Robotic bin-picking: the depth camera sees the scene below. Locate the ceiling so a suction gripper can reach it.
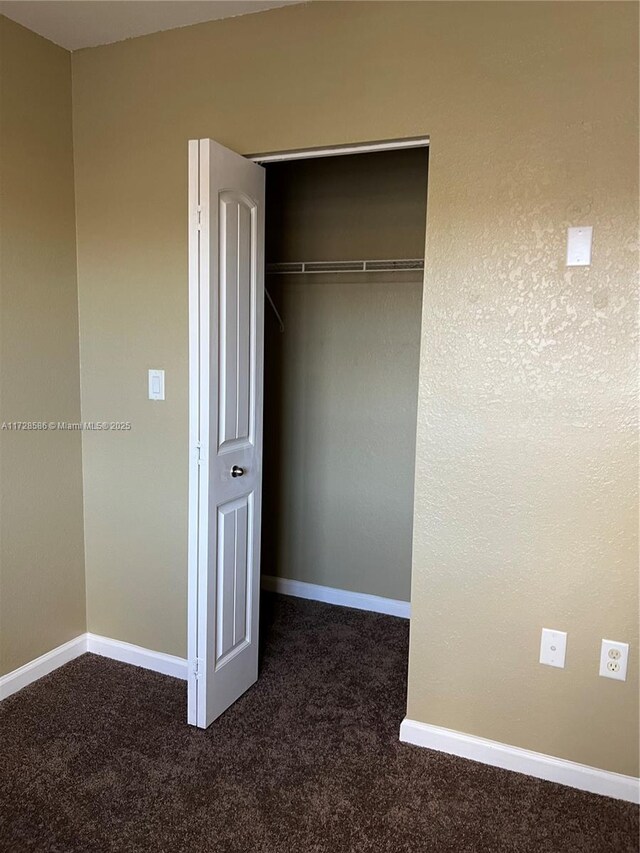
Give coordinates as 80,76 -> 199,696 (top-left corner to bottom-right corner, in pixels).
0,0 -> 304,51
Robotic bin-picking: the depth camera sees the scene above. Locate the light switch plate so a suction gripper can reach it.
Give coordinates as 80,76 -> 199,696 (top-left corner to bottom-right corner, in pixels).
148,369 -> 165,401
566,226 -> 593,266
540,628 -> 567,668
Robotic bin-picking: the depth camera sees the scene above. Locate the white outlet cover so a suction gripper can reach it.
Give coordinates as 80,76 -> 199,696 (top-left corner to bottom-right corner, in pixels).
599,639 -> 629,681
540,628 -> 567,668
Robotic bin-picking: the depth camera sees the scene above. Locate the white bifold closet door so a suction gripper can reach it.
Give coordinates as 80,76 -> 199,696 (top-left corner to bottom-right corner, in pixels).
188,139 -> 265,728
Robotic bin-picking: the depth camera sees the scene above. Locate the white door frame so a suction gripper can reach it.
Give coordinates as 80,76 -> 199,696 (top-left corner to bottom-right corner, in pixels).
248,135 -> 429,164
187,140 -> 204,724
187,134 -> 429,725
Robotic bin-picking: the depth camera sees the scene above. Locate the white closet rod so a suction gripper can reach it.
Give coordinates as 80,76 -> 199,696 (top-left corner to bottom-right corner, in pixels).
264,258 -> 425,331
266,258 -> 424,275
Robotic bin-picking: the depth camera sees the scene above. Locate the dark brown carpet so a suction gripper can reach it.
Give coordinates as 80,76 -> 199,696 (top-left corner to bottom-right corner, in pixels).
1,595 -> 638,852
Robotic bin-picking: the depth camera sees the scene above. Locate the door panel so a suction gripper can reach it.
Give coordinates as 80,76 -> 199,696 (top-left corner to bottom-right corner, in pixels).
188,139 -> 265,728
216,496 -> 251,667
218,191 -> 256,450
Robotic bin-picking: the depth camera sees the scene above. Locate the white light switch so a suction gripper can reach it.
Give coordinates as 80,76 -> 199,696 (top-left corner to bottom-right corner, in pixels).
540,628 -> 567,668
566,226 -> 593,266
148,369 -> 165,401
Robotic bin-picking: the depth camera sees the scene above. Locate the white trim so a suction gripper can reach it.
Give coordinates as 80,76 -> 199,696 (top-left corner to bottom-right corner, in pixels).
0,635 -> 87,700
194,138 -> 212,729
249,136 -> 429,164
1,633 -> 190,702
86,633 -> 188,680
261,575 -> 410,619
399,718 -> 640,804
187,138 -> 201,724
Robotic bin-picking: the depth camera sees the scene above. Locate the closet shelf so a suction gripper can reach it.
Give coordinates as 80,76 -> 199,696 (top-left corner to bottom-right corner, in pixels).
266,258 -> 424,275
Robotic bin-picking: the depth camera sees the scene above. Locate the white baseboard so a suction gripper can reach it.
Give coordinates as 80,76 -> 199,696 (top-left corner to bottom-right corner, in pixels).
0,635 -> 87,701
85,633 -> 188,680
400,718 -> 640,804
1,633 -> 188,700
261,575 -> 410,618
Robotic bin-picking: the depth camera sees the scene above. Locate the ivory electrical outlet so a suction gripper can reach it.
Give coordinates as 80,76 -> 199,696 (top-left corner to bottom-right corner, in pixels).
599,640 -> 629,681
539,628 -> 567,668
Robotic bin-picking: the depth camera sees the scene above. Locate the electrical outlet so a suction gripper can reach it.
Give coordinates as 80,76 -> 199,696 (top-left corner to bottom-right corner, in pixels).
599,640 -> 629,682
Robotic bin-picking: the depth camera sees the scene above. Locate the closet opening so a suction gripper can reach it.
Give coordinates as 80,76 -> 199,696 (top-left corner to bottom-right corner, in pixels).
259,145 -> 429,650
186,136 -> 428,727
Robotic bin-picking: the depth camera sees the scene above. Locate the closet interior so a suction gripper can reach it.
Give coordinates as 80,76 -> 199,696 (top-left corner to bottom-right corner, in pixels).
261,147 -> 429,605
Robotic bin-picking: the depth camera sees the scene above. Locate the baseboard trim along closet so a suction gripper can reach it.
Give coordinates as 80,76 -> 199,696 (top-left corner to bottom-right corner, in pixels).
85,634 -> 188,680
399,718 -> 640,804
0,634 -> 189,700
0,635 -> 87,700
261,575 -> 410,618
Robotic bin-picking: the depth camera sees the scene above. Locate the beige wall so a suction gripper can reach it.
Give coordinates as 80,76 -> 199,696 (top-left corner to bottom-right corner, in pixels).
0,17 -> 86,675
262,150 -> 427,601
70,2 -> 638,775
263,274 -> 422,601
264,149 -> 428,262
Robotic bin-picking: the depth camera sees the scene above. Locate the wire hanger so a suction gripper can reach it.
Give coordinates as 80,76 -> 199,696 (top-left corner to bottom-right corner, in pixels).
265,285 -> 284,333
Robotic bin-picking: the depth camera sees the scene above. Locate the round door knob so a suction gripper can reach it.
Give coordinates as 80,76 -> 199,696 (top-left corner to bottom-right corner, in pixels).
231,465 -> 245,478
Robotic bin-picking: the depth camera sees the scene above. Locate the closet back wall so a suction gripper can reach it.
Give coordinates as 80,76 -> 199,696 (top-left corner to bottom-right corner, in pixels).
263,151 -> 427,601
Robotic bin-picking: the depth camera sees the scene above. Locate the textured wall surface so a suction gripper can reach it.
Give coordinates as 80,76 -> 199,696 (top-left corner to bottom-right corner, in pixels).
262,151 -> 427,601
0,17 -> 86,675
71,2 -> 638,774
405,8 -> 639,776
